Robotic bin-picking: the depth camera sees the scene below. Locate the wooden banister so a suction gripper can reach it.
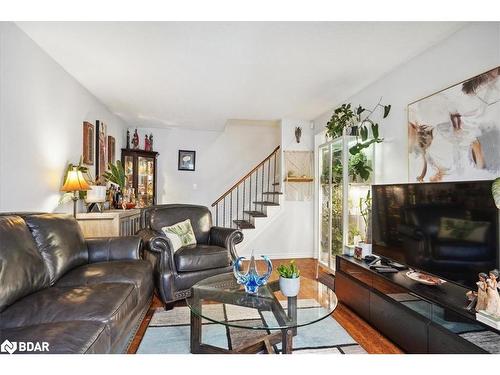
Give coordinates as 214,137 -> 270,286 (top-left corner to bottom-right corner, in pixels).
211,145 -> 280,207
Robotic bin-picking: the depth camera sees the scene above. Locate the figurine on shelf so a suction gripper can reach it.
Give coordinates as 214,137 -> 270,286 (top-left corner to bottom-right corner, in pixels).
144,134 -> 151,151
476,272 -> 489,311
485,269 -> 500,317
132,129 -> 140,149
149,133 -> 153,151
126,129 -> 131,149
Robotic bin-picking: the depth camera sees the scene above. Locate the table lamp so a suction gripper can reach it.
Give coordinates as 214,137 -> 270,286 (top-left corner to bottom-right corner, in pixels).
61,166 -> 91,217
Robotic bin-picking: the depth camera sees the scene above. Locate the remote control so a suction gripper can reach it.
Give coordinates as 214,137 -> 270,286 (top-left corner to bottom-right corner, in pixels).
376,268 -> 398,273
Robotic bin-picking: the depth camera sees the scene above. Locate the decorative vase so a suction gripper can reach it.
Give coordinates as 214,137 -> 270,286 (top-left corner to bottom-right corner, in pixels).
233,253 -> 272,294
279,276 -> 300,297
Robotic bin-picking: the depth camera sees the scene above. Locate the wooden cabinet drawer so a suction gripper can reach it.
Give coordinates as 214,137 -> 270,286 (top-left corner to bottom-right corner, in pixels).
428,323 -> 485,354
335,271 -> 370,321
337,258 -> 372,286
369,291 -> 428,353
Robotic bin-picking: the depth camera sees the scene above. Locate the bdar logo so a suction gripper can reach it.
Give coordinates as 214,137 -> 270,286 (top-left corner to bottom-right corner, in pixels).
1,340 -> 17,354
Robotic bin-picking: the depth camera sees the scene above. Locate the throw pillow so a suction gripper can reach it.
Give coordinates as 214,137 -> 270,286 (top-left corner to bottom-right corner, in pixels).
161,219 -> 197,252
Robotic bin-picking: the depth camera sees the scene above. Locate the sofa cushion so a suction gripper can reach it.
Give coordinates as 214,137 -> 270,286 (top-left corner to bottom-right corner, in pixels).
0,321 -> 110,354
175,266 -> 233,291
23,214 -> 88,284
56,260 -> 153,305
174,244 -> 230,272
0,283 -> 137,343
0,216 -> 50,312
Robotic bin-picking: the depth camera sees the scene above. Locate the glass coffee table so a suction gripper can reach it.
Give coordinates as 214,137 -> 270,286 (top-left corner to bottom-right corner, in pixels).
186,273 -> 338,354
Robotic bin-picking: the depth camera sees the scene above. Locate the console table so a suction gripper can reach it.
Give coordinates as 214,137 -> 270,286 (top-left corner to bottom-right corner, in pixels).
335,255 -> 500,353
76,209 -> 142,237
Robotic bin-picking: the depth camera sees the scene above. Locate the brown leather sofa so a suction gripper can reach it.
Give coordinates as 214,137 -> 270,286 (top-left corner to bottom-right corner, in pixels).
138,204 -> 243,307
0,213 -> 153,354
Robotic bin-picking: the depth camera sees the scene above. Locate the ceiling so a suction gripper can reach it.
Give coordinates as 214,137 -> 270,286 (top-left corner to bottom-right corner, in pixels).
17,22 -> 464,131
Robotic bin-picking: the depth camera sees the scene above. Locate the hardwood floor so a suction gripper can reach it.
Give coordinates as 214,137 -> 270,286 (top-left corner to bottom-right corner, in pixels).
127,258 -> 403,354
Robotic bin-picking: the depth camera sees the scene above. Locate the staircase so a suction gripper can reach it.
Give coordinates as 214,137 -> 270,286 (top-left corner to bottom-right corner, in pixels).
211,146 -> 282,231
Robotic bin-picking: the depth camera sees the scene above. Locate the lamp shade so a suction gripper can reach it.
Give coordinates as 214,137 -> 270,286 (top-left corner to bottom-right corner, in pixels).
61,167 -> 91,192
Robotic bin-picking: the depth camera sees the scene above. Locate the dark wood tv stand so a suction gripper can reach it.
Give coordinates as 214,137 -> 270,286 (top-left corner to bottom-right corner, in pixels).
335,255 -> 500,353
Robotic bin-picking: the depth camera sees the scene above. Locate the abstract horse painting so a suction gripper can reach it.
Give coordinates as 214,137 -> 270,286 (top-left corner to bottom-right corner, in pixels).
408,66 -> 500,182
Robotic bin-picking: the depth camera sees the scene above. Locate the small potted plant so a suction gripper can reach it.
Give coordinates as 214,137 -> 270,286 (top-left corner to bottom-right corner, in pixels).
277,260 -> 301,297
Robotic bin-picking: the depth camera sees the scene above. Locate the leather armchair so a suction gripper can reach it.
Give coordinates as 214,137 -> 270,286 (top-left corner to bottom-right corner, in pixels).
137,204 -> 243,307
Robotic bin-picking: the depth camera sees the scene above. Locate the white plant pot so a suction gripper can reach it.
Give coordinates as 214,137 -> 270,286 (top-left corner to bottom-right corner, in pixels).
279,276 -> 300,297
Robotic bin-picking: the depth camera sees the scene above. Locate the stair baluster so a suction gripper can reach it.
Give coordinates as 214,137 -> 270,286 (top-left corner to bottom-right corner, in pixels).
211,146 -> 280,231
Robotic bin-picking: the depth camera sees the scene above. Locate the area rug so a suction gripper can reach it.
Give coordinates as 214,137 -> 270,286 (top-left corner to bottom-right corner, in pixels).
137,299 -> 366,354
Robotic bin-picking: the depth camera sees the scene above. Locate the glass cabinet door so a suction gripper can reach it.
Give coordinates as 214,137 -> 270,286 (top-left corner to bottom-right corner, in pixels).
318,135 -> 374,272
319,144 -> 331,268
124,155 -> 134,191
329,138 -> 344,270
318,140 -> 345,272
137,156 -> 155,207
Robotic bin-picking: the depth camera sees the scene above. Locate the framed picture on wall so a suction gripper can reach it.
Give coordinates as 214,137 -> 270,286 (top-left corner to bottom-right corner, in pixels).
107,135 -> 116,164
408,66 -> 500,183
82,121 -> 94,165
178,150 -> 196,171
95,120 -> 107,182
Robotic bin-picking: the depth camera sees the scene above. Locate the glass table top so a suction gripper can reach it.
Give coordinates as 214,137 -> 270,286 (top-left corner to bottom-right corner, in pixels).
186,273 -> 338,331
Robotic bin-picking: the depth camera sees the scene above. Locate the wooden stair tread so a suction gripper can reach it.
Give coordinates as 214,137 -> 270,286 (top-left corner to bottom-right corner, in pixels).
253,201 -> 280,206
233,220 -> 255,229
271,182 -> 280,186
243,211 -> 267,217
262,191 -> 283,195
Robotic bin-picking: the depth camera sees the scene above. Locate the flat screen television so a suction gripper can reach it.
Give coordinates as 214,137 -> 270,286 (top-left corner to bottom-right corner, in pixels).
372,180 -> 499,289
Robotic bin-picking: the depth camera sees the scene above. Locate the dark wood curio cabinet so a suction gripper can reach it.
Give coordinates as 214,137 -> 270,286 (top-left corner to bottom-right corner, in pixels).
121,148 -> 159,207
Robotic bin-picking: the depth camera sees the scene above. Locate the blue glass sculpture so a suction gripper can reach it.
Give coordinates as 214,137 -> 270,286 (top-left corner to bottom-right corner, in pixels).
233,253 -> 273,294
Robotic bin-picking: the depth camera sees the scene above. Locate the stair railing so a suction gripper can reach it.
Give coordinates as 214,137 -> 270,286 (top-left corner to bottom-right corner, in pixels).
211,145 -> 281,229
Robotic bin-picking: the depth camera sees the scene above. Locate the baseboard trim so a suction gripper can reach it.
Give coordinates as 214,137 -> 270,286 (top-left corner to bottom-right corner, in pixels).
237,252 -> 315,260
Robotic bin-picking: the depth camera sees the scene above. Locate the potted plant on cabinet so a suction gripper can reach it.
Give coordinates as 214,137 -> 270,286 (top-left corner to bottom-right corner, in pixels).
103,160 -> 127,209
325,98 -> 391,183
277,260 -> 301,297
358,190 -> 373,256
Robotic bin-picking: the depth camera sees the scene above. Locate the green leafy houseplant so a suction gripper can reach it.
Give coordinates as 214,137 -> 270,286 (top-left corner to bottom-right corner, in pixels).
325,98 -> 391,182
103,160 -> 126,190
277,260 -> 300,279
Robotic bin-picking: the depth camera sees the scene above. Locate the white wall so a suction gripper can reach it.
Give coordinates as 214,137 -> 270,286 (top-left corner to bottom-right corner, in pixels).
132,120 -> 280,208
244,119 -> 316,259
313,22 -> 500,184
0,22 -> 127,212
